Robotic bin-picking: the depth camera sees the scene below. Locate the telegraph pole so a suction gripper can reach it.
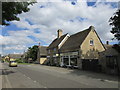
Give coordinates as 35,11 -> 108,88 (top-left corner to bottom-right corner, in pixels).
38,42 -> 40,64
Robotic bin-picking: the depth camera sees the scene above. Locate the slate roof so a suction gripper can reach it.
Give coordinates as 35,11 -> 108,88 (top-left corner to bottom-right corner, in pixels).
60,28 -> 91,52
38,46 -> 47,56
103,44 -> 119,56
47,34 -> 68,49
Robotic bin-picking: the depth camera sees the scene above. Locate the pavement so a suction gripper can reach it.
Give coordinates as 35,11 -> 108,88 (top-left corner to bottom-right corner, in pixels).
1,62 -> 120,88
0,62 -> 2,89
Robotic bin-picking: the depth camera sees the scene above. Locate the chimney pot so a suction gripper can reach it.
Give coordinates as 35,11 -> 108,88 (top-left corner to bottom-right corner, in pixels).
106,41 -> 109,45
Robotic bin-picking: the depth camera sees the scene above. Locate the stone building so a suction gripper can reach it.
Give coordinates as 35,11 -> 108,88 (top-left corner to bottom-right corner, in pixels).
47,26 -> 106,71
8,54 -> 23,60
100,44 -> 120,74
47,29 -> 70,66
37,46 -> 47,64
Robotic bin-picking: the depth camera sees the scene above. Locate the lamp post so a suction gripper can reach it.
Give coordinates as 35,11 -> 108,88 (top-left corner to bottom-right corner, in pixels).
38,42 -> 40,64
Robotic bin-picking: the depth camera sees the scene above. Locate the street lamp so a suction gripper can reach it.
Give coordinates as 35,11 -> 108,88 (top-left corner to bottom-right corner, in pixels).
38,42 -> 40,64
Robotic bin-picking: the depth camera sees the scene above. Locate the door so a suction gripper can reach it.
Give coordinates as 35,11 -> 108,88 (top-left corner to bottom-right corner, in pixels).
82,59 -> 99,72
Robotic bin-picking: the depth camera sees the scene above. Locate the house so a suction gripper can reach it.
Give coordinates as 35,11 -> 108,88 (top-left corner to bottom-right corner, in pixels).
47,26 -> 106,71
22,51 -> 28,63
8,54 -> 23,60
37,46 -> 47,64
47,29 -> 70,66
99,43 -> 120,74
3,55 -> 9,61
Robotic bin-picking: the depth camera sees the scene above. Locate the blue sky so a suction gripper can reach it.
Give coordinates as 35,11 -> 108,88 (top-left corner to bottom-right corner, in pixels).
0,0 -> 118,55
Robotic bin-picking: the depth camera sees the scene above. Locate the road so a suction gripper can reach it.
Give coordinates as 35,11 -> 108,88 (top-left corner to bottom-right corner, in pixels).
1,62 -> 119,88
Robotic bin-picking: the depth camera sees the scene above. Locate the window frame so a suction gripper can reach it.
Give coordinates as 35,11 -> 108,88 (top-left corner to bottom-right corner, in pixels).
90,39 -> 94,46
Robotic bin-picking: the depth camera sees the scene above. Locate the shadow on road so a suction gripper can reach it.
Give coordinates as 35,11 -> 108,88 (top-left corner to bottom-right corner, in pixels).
67,68 -> 119,82
0,69 -> 15,75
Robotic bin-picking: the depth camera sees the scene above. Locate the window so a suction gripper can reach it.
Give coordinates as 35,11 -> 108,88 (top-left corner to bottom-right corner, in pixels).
70,57 -> 77,66
48,50 -> 50,54
90,39 -> 94,45
63,57 -> 69,65
54,48 -> 56,52
41,56 -> 47,58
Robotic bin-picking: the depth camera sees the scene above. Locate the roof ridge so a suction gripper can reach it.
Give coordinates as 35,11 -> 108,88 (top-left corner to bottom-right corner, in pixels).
70,29 -> 90,37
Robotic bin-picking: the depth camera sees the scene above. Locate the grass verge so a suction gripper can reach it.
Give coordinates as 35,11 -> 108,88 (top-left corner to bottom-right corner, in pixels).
18,63 -> 32,65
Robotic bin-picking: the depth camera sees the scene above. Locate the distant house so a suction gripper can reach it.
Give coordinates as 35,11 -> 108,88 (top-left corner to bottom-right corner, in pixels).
37,46 -> 47,64
47,26 -> 106,71
22,52 -> 28,63
4,55 -> 9,61
8,54 -> 23,60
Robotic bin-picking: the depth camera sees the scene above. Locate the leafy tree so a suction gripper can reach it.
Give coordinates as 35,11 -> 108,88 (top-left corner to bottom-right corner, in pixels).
2,1 -> 36,26
109,9 -> 120,42
16,58 -> 23,63
27,45 -> 38,62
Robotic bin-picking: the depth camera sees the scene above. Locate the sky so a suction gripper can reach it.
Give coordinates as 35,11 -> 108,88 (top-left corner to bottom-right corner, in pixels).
0,0 -> 119,55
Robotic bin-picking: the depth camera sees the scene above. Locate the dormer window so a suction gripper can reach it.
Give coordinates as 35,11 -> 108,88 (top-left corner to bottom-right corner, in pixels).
54,48 -> 56,52
90,39 -> 94,46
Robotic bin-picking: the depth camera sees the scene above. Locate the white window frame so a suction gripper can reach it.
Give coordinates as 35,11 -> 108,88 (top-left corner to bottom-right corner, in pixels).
48,50 -> 50,54
54,48 -> 56,52
90,39 -> 94,46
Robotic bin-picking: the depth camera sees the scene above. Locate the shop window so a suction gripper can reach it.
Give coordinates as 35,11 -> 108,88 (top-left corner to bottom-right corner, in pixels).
54,48 -> 56,52
48,50 -> 50,54
70,58 -> 77,66
63,58 -> 69,65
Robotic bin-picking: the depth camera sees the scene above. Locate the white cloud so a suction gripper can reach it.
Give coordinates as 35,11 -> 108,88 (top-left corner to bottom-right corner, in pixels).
4,45 -> 27,51
1,1 -> 118,54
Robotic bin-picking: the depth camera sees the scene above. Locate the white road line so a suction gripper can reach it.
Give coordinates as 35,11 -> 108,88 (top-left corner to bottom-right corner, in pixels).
97,79 -> 118,83
27,77 -> 31,79
33,81 -> 37,83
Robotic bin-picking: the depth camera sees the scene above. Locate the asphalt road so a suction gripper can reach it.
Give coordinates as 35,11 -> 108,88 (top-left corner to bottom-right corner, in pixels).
1,62 -> 119,88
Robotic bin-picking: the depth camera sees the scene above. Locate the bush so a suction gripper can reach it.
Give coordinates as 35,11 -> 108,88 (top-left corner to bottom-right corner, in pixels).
16,58 -> 23,63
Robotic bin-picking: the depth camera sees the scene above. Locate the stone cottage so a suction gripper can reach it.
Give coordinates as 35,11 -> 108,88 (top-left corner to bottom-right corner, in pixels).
47,26 -> 107,71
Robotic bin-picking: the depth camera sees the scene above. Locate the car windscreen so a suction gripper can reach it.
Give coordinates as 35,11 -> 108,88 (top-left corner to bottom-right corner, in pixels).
10,61 -> 16,63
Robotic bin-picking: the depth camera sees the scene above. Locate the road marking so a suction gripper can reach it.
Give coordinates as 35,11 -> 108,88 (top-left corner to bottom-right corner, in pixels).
27,77 -> 31,79
97,79 -> 118,83
33,81 -> 37,83
23,74 -> 26,77
2,70 -> 12,88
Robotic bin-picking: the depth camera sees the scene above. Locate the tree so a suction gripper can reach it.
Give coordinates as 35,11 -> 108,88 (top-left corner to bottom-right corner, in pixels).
2,1 -> 36,26
109,9 -> 120,42
27,45 -> 38,62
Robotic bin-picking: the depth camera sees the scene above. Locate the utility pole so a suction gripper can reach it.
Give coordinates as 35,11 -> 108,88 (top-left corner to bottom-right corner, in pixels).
38,42 -> 40,64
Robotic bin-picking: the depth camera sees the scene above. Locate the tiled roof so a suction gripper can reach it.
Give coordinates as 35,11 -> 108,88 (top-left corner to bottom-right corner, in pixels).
103,44 -> 119,56
47,34 -> 68,49
60,28 -> 91,52
8,54 -> 23,59
38,46 -> 47,56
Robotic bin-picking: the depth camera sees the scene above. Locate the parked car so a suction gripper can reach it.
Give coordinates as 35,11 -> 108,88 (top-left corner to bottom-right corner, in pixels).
9,60 -> 17,67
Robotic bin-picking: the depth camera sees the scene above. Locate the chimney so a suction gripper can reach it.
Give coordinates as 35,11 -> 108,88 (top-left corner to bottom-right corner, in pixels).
106,41 -> 109,45
57,29 -> 63,38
